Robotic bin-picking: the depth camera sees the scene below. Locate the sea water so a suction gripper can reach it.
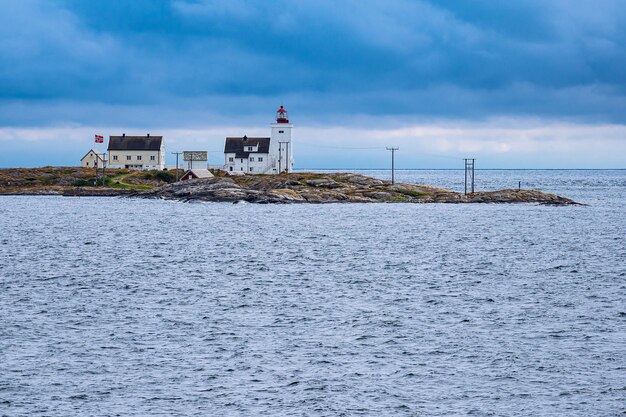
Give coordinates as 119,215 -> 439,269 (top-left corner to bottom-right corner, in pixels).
0,170 -> 624,416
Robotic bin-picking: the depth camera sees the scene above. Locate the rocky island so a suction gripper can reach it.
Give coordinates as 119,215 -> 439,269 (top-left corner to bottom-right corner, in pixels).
130,172 -> 579,205
0,168 -> 579,205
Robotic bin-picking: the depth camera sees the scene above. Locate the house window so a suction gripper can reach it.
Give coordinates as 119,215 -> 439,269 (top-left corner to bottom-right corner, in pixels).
229,157 -> 234,162
240,167 -> 243,171
126,155 -> 131,161
258,157 -> 263,162
113,155 -> 118,161
137,155 -> 142,161
229,166 -> 233,171
250,167 -> 254,172
86,162 -> 89,166
150,155 -> 156,161
279,130 -> 284,133
247,146 -> 253,151
240,159 -> 244,163
249,157 -> 254,162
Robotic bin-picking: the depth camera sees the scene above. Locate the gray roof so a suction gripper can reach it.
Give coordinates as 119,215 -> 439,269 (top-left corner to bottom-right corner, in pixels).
108,136 -> 163,151
224,137 -> 270,158
80,148 -> 105,161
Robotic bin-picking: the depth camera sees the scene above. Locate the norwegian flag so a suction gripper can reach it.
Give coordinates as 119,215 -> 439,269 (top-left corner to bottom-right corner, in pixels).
95,134 -> 104,143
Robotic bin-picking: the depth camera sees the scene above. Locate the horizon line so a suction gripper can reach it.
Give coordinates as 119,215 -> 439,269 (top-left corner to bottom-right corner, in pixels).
0,165 -> 624,171
298,168 -> 626,171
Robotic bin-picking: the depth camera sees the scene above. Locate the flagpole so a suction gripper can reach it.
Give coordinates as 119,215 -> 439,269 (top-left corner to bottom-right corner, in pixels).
94,134 -> 105,185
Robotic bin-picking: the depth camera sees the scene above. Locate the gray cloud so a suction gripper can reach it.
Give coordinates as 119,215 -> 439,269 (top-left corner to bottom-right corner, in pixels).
1,0 -> 626,125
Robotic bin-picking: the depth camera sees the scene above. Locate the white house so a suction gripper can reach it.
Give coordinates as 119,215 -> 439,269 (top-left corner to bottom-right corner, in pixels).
223,106 -> 293,174
107,134 -> 165,170
80,148 -> 106,168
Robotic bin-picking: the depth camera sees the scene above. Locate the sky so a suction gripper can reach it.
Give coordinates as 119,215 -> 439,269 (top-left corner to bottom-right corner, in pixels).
1,0 -> 625,169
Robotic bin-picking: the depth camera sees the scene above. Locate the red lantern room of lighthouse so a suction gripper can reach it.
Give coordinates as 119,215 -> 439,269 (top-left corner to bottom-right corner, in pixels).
276,105 -> 289,123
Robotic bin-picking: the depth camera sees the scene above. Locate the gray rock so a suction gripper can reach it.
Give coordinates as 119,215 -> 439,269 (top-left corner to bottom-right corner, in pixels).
128,173 -> 579,206
305,178 -> 341,188
363,191 -> 393,200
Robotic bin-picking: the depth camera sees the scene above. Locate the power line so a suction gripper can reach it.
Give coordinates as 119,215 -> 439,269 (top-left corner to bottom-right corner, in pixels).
297,143 -> 386,150
418,151 -> 464,161
296,143 -> 465,159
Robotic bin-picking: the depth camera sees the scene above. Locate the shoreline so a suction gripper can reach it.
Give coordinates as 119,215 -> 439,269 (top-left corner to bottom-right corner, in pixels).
0,168 -> 581,205
129,172 -> 580,205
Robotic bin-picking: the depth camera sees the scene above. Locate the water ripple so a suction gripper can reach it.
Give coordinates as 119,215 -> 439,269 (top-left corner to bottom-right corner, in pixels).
0,170 -> 625,416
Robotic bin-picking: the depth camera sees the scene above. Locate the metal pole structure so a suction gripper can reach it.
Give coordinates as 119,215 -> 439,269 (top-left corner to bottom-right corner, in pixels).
171,152 -> 182,181
386,147 -> 399,184
471,158 -> 475,193
464,159 -> 468,195
463,158 -> 476,195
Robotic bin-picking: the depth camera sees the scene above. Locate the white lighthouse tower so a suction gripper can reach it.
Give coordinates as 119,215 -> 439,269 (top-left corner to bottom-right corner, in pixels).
269,105 -> 293,173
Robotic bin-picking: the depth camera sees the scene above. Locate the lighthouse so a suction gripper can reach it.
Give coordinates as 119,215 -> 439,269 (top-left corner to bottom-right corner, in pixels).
223,105 -> 294,174
269,105 -> 294,173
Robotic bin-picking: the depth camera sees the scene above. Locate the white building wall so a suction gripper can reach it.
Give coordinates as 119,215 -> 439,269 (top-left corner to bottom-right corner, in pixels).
270,123 -> 293,173
222,119 -> 293,175
224,152 -> 273,173
186,160 -> 207,170
81,151 -> 106,168
108,149 -> 165,170
247,153 -> 270,173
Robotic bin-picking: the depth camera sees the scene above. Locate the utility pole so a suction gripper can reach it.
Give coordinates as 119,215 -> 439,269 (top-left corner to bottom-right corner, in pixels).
386,147 -> 399,184
278,141 -> 288,173
172,151 -> 183,181
463,158 -> 475,195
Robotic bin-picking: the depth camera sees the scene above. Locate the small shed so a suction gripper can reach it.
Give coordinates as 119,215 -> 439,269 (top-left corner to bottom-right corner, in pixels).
181,169 -> 214,181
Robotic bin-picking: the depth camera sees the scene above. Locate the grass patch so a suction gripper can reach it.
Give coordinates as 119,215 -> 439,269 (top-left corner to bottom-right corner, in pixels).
71,174 -> 155,190
141,170 -> 175,182
153,171 -> 175,183
395,189 -> 430,198
72,178 -> 98,186
40,175 -> 60,185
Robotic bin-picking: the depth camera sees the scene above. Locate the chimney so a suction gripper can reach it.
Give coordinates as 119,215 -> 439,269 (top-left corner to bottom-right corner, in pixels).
122,133 -> 126,137
243,135 -> 248,142
147,133 -> 150,138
